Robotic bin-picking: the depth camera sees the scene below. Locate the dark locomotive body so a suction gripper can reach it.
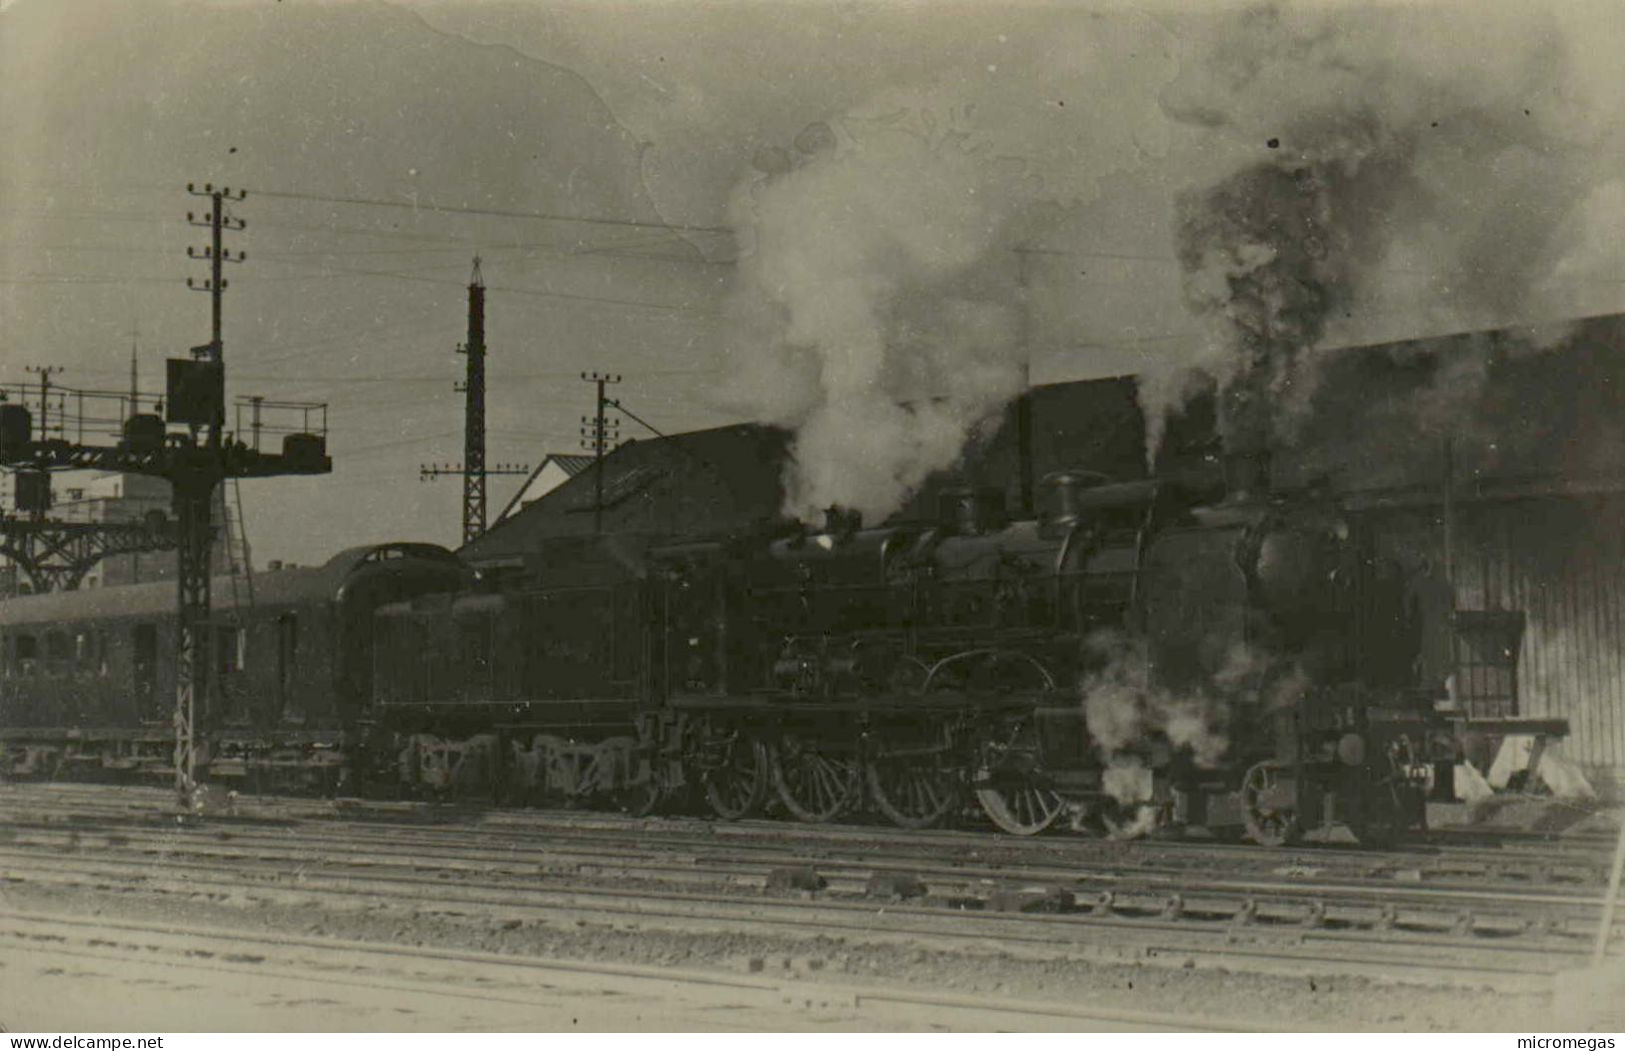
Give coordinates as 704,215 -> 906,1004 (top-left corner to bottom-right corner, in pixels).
361,461 -> 1443,844
630,464 -> 1440,841
0,542 -> 465,784
367,535 -> 654,801
0,462 -> 1445,843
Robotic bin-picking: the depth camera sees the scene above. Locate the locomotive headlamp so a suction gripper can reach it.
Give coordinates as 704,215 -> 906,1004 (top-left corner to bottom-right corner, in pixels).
1336,732 -> 1367,766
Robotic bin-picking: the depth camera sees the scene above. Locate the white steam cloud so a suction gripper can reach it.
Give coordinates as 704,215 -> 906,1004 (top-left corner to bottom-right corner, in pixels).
714,3 -> 1623,514
719,16 -> 1177,522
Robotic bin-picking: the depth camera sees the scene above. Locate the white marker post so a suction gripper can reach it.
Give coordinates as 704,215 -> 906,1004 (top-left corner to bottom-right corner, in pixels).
1595,806 -> 1625,963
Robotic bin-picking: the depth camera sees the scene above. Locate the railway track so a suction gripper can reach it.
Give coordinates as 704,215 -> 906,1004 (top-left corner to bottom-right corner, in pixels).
0,782 -> 1616,991
6,781 -> 1612,893
0,907 -> 1282,1031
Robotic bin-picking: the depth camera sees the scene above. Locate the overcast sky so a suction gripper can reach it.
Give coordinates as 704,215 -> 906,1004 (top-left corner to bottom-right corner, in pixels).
2,0 -> 1622,562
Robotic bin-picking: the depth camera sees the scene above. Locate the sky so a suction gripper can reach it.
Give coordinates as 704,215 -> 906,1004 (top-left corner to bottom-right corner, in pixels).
2,0 -> 1623,562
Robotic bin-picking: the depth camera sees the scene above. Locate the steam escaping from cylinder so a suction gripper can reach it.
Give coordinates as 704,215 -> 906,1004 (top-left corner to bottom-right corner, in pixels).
1080,631 -> 1233,799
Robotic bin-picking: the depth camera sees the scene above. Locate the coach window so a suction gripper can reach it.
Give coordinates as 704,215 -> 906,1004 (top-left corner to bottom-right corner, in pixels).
44,630 -> 70,672
133,624 -> 158,717
14,633 -> 38,674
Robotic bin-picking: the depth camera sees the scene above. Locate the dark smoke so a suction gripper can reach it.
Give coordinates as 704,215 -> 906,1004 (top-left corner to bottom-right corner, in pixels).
1150,3 -> 1606,457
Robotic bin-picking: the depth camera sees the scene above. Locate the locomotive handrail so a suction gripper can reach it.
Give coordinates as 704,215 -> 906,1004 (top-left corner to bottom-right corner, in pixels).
922,648 -> 1058,693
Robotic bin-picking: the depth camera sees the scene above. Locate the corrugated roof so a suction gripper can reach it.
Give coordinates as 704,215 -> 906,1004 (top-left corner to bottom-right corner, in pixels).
546,453 -> 596,477
461,423 -> 789,563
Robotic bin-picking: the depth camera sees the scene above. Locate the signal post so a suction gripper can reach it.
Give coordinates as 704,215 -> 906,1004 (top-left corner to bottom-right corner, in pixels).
0,183 -> 332,805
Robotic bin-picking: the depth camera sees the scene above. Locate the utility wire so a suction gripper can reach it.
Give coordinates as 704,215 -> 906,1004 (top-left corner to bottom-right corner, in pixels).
249,186 -> 735,237
606,397 -> 666,439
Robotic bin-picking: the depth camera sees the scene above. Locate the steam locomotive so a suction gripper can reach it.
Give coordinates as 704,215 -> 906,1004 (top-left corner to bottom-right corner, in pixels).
0,448 -> 1445,844
361,450 -> 1443,845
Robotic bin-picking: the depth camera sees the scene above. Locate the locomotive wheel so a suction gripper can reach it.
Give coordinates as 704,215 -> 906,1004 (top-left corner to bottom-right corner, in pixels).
972,710 -> 1064,836
610,777 -> 663,819
976,781 -> 1066,835
1241,761 -> 1302,847
865,749 -> 961,830
770,736 -> 862,823
702,731 -> 769,821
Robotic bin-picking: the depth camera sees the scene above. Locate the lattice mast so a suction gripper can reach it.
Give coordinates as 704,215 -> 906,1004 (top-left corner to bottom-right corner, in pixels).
460,258 -> 487,545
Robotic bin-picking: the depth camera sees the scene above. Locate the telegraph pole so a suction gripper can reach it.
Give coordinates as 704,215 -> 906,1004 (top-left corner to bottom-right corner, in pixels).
17,366 -> 62,522
24,366 -> 60,447
171,182 -> 249,802
419,259 -> 526,545
580,372 -> 621,534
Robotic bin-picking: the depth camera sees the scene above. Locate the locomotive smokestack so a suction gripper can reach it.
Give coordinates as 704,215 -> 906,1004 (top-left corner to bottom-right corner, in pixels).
1222,444 -> 1272,504
822,505 -> 862,539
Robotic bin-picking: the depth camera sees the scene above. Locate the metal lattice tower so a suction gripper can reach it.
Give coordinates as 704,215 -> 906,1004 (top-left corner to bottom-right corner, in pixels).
419,258 -> 526,544
460,258 -> 487,545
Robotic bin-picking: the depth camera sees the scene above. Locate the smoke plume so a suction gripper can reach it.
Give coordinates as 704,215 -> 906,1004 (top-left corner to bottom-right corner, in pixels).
722,106 -> 1036,521
1148,3 -> 1611,456
719,14 -> 1178,523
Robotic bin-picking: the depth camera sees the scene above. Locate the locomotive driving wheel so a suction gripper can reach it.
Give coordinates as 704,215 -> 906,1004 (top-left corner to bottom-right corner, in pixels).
973,718 -> 1066,836
865,733 -> 962,830
976,778 -> 1066,835
699,723 -> 769,821
770,734 -> 862,823
926,652 -> 1065,836
1241,760 -> 1302,847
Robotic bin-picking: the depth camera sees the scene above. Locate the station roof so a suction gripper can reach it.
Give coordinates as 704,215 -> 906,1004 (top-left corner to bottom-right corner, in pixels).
460,313 -> 1625,564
